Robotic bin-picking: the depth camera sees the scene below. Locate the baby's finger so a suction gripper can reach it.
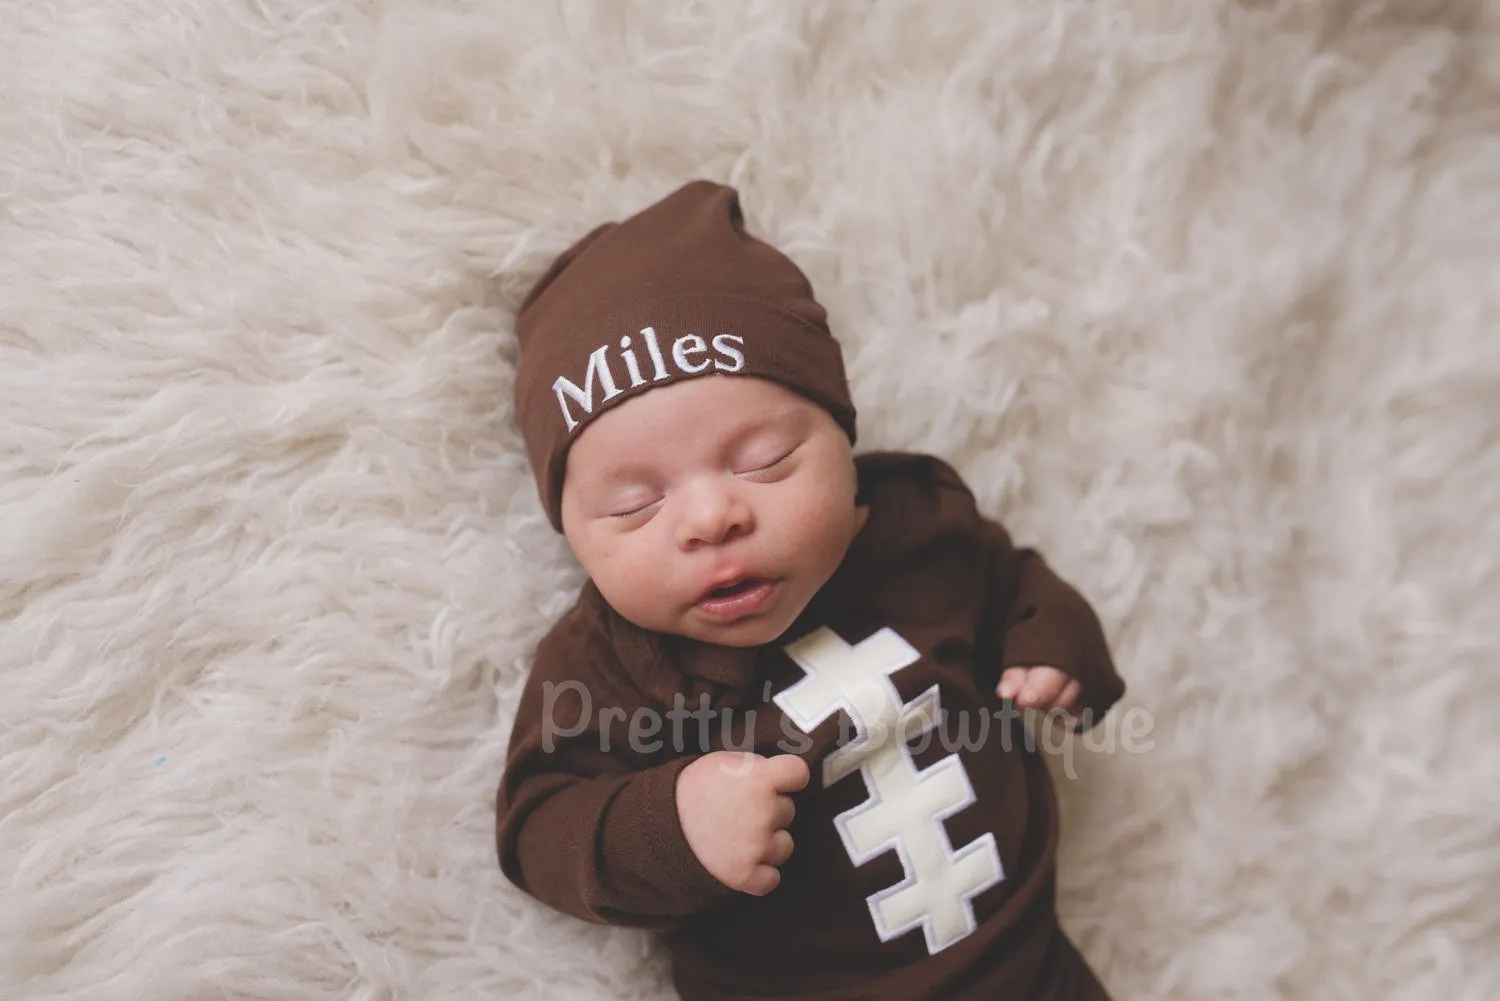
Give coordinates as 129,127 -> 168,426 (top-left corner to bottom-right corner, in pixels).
743,863 -> 782,896
1055,679 -> 1082,713
997,667 -> 1030,701
763,753 -> 811,794
772,794 -> 796,831
1018,667 -> 1069,708
763,829 -> 795,867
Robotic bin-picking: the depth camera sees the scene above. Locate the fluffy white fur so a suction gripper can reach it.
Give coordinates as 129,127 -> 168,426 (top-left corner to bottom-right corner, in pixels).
3,1 -> 1498,998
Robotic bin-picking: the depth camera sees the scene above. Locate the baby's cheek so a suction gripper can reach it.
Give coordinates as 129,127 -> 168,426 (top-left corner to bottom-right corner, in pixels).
627,537 -> 683,600
784,484 -> 853,555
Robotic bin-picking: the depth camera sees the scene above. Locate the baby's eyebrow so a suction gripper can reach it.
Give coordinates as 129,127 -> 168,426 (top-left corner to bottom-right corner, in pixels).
588,462 -> 660,490
723,407 -> 807,449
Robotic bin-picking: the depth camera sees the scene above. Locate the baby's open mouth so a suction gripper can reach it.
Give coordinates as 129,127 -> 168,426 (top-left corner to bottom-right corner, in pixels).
693,576 -> 778,621
706,578 -> 760,599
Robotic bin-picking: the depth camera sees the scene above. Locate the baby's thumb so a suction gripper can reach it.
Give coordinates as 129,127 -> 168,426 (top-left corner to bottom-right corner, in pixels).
763,753 -> 811,793
997,666 -> 1030,700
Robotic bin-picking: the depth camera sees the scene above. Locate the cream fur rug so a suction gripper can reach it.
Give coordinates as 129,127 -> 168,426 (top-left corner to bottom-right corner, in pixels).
3,1 -> 1498,998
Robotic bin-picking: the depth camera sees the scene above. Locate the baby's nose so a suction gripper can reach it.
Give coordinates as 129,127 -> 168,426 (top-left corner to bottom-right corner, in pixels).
677,481 -> 753,548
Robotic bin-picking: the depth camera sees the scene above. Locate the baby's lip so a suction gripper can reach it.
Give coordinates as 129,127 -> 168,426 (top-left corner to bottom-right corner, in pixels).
691,577 -> 780,624
693,570 -> 776,605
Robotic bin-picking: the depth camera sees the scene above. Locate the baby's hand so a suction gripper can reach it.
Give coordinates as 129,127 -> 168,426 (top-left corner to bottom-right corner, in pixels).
998,665 -> 1083,728
676,751 -> 809,896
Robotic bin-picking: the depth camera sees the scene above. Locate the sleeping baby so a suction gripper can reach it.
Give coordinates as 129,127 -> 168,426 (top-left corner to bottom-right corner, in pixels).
495,180 -> 1126,1000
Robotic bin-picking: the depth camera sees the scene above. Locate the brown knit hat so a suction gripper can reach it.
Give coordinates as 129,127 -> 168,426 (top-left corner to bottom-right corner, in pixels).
513,180 -> 857,532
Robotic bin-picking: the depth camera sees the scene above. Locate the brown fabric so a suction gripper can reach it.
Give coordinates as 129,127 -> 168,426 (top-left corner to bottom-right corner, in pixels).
512,180 -> 858,532
495,452 -> 1126,1000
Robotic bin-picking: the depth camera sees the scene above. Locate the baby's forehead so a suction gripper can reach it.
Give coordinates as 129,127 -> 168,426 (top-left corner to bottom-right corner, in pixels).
566,385 -> 810,482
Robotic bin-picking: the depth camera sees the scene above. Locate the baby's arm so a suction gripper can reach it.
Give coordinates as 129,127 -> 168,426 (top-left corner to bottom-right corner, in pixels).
978,518 -> 1126,732
494,626 -> 735,931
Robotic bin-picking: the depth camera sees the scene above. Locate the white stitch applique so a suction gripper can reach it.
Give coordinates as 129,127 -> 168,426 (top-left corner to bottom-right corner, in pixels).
774,626 -> 1003,954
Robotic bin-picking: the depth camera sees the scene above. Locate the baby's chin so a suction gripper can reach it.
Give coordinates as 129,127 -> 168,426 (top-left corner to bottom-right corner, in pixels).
677,617 -> 790,649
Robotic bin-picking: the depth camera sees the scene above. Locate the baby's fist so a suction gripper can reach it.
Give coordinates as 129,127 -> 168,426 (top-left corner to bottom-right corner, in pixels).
676,751 -> 809,896
998,665 -> 1083,727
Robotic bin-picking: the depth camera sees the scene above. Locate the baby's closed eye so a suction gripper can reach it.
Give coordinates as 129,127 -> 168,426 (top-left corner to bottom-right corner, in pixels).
733,436 -> 802,480
738,446 -> 796,476
606,491 -> 662,519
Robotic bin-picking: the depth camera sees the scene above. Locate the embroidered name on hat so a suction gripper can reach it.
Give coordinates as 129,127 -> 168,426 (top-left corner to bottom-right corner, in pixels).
551,326 -> 745,432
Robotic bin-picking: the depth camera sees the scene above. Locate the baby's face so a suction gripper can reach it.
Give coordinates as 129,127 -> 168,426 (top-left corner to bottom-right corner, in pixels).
560,375 -> 867,648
